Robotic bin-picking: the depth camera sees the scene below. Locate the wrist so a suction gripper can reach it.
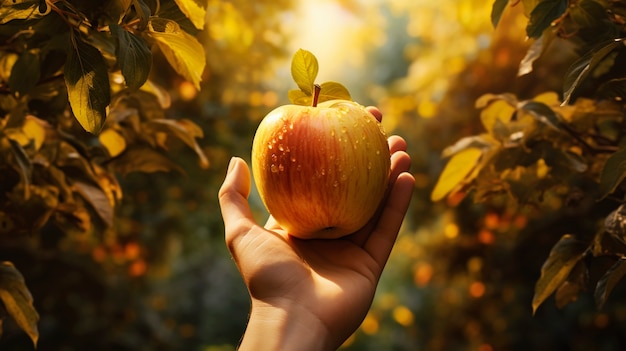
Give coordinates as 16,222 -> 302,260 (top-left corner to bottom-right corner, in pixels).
238,299 -> 335,351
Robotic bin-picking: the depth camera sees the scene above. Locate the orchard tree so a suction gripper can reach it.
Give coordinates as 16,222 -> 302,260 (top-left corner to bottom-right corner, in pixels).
433,0 -> 626,314
0,0 -> 209,345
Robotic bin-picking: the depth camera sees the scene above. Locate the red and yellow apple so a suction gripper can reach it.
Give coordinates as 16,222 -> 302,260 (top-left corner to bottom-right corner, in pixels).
251,98 -> 391,239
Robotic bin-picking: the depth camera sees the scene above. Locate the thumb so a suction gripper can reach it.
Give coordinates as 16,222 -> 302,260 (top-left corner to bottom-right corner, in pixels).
218,157 -> 256,243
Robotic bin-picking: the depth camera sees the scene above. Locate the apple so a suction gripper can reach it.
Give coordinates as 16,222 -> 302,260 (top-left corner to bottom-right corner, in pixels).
251,87 -> 391,239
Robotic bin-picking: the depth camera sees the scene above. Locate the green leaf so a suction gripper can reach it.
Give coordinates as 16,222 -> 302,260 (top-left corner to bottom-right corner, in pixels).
147,17 -> 205,90
599,146 -> 626,199
64,35 -> 111,134
532,234 -> 588,314
526,0 -> 568,39
8,50 -> 40,97
110,24 -> 152,90
431,147 -> 483,202
563,40 -> 622,104
0,262 -> 39,347
569,0 -> 606,28
132,0 -> 151,29
595,258 -> 626,309
291,49 -> 319,95
317,81 -> 351,103
491,0 -> 509,28
174,0 -> 206,29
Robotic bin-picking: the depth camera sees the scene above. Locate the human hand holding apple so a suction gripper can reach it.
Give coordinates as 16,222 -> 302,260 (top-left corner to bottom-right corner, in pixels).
251,49 -> 391,239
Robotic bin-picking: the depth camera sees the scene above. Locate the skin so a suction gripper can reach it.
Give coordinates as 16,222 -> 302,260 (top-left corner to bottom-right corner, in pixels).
218,107 -> 415,350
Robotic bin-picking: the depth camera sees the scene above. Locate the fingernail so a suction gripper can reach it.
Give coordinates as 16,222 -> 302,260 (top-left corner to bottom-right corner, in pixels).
226,157 -> 237,174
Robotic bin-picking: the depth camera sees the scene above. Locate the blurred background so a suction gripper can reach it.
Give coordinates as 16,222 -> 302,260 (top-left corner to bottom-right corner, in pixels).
3,0 -> 626,350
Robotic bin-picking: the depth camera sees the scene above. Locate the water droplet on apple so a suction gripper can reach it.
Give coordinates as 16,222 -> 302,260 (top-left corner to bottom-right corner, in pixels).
341,126 -> 347,133
296,165 -> 302,171
278,144 -> 284,151
289,123 -> 294,130
367,162 -> 372,170
278,133 -> 284,140
321,168 -> 326,176
270,164 -> 279,173
271,154 -> 278,162
268,144 -> 273,150
279,164 -> 284,172
291,156 -> 297,162
333,181 -> 339,187
376,150 -> 380,155
331,130 -> 335,137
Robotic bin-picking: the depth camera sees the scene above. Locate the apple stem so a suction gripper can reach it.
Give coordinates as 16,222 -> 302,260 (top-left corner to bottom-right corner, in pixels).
312,84 -> 321,107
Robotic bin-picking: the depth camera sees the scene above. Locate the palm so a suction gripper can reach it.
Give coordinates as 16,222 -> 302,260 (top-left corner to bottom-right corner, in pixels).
236,220 -> 382,342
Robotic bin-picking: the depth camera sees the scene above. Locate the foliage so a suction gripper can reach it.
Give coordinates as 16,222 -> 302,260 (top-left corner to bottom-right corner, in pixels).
0,0 -> 209,345
432,0 -> 626,315
287,48 -> 351,106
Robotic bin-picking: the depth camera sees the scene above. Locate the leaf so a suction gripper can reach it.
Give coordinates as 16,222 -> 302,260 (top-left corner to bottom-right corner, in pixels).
569,0 -> 606,28
0,262 -> 39,347
174,0 -> 206,30
99,128 -> 127,157
73,181 -> 114,227
479,99 -> 515,135
595,258 -> 626,309
8,50 -> 40,97
291,49 -> 319,95
110,24 -> 152,90
317,81 -> 351,103
518,36 -> 543,76
562,40 -> 622,105
554,260 -> 588,309
599,146 -> 626,199
8,139 -> 32,199
0,1 -> 44,24
441,134 -> 495,158
288,89 -> 310,105
64,35 -> 111,134
532,234 -> 588,314
148,17 -> 205,90
148,119 -> 209,169
518,100 -> 562,131
431,148 -> 483,202
111,147 -> 183,175
132,0 -> 151,29
526,0 -> 568,39
491,0 -> 509,28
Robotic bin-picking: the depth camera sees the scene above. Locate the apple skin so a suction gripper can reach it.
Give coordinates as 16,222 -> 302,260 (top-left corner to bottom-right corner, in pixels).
251,99 -> 391,239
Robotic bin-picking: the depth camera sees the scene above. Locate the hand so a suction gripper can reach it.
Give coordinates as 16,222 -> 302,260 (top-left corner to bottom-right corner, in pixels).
218,107 -> 415,350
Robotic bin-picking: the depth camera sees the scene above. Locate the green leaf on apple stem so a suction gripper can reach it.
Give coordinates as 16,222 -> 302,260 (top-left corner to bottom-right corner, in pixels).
291,49 -> 318,96
288,49 -> 353,106
318,81 -> 351,103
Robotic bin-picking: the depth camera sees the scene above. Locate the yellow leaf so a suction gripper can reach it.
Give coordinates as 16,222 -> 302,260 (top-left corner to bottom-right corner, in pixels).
99,128 -> 127,157
22,116 -> 46,151
480,100 -> 515,135
0,262 -> 39,347
532,91 -> 560,105
148,18 -> 206,90
431,148 -> 483,202
174,0 -> 206,30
